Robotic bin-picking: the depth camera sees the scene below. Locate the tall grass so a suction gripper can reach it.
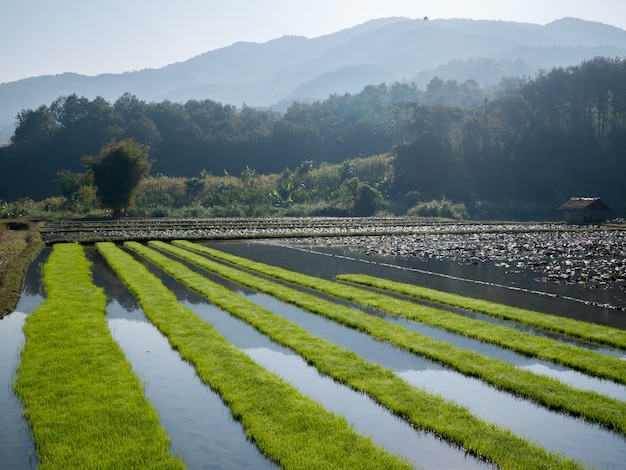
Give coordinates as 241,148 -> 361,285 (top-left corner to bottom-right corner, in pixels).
130,240 -> 582,469
168,240 -> 626,435
14,243 -> 184,469
97,241 -> 411,470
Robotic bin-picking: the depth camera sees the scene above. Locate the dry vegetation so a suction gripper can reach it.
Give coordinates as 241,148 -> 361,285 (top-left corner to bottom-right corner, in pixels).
0,221 -> 43,317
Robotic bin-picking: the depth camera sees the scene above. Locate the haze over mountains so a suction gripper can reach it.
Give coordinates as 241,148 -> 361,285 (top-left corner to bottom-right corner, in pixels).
2,16 -> 626,141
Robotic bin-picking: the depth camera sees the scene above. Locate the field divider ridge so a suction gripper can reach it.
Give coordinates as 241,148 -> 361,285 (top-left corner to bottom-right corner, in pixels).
96,241 -> 414,470
14,243 -> 185,469
165,239 -> 626,435
129,240 -> 585,469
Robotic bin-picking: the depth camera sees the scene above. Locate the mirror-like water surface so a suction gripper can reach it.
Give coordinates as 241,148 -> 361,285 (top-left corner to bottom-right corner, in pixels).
106,302 -> 276,470
97,248 -> 491,469
4,242 -> 626,469
241,291 -> 626,469
129,242 -> 626,468
0,312 -> 36,469
181,299 -> 493,470
207,241 -> 626,328
0,249 -> 48,469
197,241 -> 626,468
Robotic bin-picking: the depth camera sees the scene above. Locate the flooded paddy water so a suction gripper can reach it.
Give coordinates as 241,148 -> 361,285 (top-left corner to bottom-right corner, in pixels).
0,249 -> 48,469
2,230 -> 626,468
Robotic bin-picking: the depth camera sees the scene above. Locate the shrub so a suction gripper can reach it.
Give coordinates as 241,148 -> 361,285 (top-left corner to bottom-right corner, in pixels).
407,198 -> 468,220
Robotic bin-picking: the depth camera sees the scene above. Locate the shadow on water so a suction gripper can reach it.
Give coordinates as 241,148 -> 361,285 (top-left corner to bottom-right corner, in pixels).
242,291 -> 626,470
0,248 -> 49,470
88,248 -> 277,470
177,299 -> 493,469
206,241 -> 626,329
6,244 -> 626,469
117,247 -> 495,469
195,241 -> 626,469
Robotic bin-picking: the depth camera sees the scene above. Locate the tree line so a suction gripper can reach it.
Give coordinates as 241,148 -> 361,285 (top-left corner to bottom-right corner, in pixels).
1,57 -> 625,219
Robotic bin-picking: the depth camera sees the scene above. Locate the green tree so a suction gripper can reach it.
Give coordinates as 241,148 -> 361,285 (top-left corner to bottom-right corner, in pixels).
86,139 -> 151,216
53,169 -> 82,199
337,177 -> 383,216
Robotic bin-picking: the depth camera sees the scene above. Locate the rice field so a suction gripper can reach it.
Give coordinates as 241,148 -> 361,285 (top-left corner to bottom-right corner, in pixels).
4,223 -> 626,469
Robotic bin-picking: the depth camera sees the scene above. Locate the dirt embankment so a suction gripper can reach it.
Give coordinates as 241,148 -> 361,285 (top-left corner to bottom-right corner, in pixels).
0,222 -> 43,318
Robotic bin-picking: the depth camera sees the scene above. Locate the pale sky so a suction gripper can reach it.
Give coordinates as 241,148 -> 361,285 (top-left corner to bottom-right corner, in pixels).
1,0 -> 625,84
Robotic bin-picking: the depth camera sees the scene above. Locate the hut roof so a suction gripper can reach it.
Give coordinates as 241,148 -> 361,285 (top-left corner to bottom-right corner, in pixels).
558,197 -> 610,211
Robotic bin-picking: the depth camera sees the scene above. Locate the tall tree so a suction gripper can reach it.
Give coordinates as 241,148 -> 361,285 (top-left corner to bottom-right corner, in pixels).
86,139 -> 151,216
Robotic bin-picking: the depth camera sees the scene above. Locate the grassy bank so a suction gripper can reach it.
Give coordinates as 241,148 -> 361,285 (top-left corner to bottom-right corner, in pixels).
14,243 -> 184,469
97,241 -> 411,470
165,240 -> 626,435
174,241 -> 626,385
337,274 -> 626,350
130,240 -> 582,469
0,221 -> 44,318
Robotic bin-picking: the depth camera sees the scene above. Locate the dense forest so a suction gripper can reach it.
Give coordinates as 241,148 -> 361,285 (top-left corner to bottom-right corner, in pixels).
1,57 -> 625,220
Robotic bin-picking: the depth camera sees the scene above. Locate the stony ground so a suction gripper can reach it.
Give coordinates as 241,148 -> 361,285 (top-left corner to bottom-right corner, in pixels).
284,228 -> 626,290
38,218 -> 626,289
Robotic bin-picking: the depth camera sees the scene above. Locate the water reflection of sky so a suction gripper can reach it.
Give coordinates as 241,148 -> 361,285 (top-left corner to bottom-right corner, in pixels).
398,369 -> 626,470
89,244 -> 626,469
247,290 -> 626,401
209,241 -> 626,327
240,291 -> 626,469
106,302 -> 276,470
183,299 -> 492,469
0,250 -> 48,470
0,312 -> 37,470
244,346 -> 492,470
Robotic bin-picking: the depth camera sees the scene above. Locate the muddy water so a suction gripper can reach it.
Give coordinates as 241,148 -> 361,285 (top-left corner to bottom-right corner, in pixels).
0,249 -> 49,469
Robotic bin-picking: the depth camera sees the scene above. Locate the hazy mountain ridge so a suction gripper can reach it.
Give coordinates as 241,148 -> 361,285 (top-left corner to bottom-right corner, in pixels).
1,16 -> 626,141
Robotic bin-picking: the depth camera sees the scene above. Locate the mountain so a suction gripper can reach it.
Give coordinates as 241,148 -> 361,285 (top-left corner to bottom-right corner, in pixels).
2,16 -> 626,141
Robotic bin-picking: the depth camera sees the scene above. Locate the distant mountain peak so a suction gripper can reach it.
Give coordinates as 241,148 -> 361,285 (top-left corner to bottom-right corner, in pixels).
1,17 -> 625,141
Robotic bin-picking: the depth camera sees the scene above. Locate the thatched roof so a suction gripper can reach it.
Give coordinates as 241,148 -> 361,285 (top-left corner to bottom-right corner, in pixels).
558,197 -> 610,211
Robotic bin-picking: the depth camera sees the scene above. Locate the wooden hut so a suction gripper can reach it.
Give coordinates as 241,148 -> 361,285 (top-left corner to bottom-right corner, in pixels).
558,197 -> 615,224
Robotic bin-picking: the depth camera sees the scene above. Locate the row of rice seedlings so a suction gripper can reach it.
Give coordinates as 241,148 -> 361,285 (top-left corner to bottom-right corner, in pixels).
174,241 -> 626,386
96,242 -> 412,470
128,240 -> 582,470
337,274 -> 626,351
13,243 -> 185,469
166,240 -> 626,435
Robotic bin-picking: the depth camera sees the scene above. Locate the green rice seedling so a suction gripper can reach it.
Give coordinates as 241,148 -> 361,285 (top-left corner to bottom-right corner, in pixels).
172,240 -> 626,386
14,243 -> 184,470
166,240 -> 626,435
129,241 -> 586,469
96,242 -> 412,470
337,274 -> 626,351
